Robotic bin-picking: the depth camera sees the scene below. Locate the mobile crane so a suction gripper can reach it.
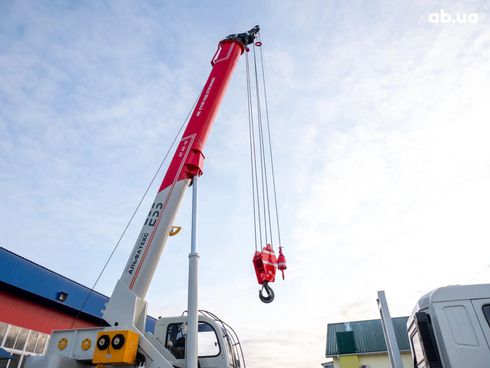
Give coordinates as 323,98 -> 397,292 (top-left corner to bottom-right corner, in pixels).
25,26 -> 266,368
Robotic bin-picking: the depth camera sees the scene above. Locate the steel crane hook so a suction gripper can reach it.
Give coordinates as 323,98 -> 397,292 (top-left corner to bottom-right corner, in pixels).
259,282 -> 275,303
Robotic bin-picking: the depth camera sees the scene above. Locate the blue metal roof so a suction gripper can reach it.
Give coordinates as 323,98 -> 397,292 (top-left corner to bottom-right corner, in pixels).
0,247 -> 156,332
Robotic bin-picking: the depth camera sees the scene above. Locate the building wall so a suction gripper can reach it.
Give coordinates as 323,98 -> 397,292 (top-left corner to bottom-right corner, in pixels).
332,352 -> 413,368
0,289 -> 100,368
359,352 -> 413,368
338,355 -> 360,368
0,290 -> 98,334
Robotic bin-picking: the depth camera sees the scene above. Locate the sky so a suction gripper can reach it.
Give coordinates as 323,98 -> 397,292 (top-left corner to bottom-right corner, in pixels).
1,0 -> 490,367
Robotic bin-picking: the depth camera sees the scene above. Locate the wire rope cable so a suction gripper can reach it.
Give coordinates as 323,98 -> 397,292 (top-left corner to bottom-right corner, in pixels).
246,33 -> 283,252
257,33 -> 283,247
245,52 -> 260,251
69,95 -> 199,329
252,42 -> 274,246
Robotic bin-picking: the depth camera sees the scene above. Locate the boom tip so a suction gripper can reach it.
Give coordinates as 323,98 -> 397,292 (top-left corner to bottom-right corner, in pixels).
226,25 -> 260,46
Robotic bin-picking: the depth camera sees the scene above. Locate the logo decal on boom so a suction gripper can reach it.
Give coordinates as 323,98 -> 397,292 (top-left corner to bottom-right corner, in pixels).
144,202 -> 162,226
128,232 -> 149,274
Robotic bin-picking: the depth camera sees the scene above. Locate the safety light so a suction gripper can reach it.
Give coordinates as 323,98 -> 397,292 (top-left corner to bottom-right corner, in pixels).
56,291 -> 68,302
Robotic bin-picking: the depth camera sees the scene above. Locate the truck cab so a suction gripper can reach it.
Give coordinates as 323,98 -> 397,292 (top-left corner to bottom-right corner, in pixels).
408,284 -> 490,368
154,311 -> 244,368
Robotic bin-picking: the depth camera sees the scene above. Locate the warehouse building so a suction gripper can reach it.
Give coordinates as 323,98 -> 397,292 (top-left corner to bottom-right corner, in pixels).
326,317 -> 413,368
0,247 -> 155,368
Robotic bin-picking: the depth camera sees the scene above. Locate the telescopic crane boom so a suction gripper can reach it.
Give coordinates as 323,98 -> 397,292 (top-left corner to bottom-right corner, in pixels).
25,26 -> 260,368
103,25 -> 260,331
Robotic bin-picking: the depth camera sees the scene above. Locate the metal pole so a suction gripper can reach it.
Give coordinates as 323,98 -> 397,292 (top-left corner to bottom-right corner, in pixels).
377,290 -> 404,368
186,176 -> 200,368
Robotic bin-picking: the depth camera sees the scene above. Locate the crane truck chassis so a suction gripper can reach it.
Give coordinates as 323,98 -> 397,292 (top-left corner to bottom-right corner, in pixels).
25,26 -> 260,368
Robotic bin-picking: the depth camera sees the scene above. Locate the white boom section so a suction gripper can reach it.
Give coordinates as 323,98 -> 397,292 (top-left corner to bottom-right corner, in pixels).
103,179 -> 191,329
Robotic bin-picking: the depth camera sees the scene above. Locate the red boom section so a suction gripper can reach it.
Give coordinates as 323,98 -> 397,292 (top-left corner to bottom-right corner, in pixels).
159,40 -> 244,192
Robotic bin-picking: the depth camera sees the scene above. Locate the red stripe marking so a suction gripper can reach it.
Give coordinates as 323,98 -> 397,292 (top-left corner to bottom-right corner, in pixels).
129,134 -> 196,290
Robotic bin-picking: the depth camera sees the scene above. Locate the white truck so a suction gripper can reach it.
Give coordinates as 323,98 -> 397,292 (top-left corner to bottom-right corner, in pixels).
408,284 -> 490,368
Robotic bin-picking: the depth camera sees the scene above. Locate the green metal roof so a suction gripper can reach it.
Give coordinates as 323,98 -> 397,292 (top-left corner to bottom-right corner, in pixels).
326,317 -> 410,357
